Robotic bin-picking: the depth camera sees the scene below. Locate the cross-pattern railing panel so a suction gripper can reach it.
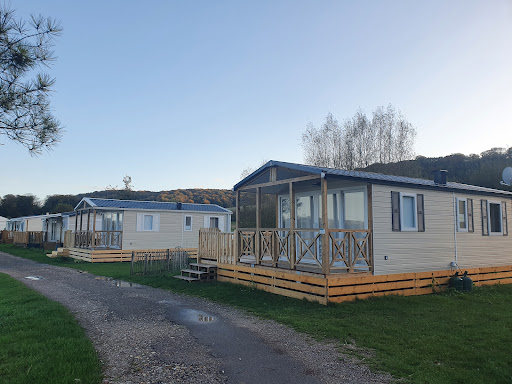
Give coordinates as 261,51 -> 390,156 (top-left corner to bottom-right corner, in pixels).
329,229 -> 372,272
295,230 -> 322,266
74,230 -> 122,249
199,228 -> 372,274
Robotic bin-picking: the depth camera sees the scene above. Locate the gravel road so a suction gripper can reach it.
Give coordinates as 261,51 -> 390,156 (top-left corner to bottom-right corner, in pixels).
0,251 -> 392,384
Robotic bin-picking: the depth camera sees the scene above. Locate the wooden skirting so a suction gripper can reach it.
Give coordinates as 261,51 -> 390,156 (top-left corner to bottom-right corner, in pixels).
68,248 -> 198,263
217,263 -> 329,305
217,263 -> 512,305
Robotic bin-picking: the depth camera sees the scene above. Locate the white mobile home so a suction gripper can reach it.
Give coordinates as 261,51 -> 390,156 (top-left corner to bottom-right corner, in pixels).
73,197 -> 232,250
6,215 -> 45,232
0,216 -> 7,231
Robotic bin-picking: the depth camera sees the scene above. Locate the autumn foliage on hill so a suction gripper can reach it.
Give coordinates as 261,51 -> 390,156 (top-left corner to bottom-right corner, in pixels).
2,147 -> 512,218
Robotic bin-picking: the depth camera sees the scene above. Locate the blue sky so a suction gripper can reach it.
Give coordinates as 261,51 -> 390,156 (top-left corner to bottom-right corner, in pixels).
2,0 -> 512,200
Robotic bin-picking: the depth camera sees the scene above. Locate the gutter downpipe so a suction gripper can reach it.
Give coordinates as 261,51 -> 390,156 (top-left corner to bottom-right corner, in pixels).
453,192 -> 458,264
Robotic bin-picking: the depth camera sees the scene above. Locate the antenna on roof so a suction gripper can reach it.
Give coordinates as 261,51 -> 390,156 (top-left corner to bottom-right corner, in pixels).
500,167 -> 512,186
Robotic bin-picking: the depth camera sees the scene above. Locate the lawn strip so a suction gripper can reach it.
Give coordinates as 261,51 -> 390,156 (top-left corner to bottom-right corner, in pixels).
0,271 -> 102,384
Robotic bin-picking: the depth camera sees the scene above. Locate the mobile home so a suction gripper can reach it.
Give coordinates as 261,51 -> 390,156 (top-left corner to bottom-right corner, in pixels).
199,160 -> 512,303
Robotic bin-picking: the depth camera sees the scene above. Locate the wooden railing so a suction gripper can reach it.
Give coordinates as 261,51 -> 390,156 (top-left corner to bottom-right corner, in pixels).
199,228 -> 373,274
74,230 -> 123,249
63,230 -> 74,248
12,231 -> 44,246
198,228 -> 235,264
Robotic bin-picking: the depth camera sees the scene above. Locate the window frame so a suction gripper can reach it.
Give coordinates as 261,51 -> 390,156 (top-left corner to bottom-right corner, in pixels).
399,192 -> 418,232
184,215 -> 192,231
456,198 -> 468,232
487,200 -> 503,235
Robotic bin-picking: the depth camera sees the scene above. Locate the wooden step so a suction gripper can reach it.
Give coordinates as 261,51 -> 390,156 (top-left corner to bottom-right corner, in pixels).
181,269 -> 207,275
174,275 -> 200,282
190,263 -> 217,269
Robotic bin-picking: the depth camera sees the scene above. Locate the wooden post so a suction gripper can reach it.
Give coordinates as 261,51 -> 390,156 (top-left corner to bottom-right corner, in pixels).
275,194 -> 280,228
167,248 -> 170,271
289,182 -> 296,270
348,232 -> 353,273
74,211 -> 78,248
367,183 -> 373,273
235,189 -> 241,263
197,231 -> 202,264
321,174 -> 329,275
255,187 -> 261,264
130,251 -> 135,274
86,209 -> 91,248
144,253 -> 148,275
92,209 -> 97,249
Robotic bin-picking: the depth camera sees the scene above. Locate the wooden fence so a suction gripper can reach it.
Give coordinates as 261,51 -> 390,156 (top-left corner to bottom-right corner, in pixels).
198,228 -> 235,264
0,230 -> 14,244
130,248 -> 191,275
12,231 -> 44,246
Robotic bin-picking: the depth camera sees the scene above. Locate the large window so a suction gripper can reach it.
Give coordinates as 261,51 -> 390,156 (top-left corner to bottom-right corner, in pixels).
400,193 -> 418,231
457,198 -> 468,232
488,201 -> 503,234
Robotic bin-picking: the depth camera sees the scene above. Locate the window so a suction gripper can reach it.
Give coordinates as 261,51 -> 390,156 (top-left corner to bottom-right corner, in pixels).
400,193 -> 418,231
136,213 -> 160,232
391,191 -> 425,232
457,198 -> 468,232
210,217 -> 219,228
143,215 -> 154,231
488,201 -> 502,234
184,216 -> 192,231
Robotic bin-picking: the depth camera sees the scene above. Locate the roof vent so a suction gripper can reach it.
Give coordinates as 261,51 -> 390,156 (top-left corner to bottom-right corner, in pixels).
177,202 -> 182,210
434,170 -> 448,185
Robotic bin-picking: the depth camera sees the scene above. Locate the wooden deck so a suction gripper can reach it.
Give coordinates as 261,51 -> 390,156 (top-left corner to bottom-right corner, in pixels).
68,247 -> 198,263
217,263 -> 512,304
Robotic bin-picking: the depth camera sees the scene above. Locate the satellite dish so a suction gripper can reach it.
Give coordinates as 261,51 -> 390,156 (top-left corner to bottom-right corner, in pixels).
501,167 -> 512,186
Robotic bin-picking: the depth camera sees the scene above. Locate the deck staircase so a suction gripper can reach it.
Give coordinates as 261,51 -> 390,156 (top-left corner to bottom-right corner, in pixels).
174,263 -> 217,282
48,247 -> 69,258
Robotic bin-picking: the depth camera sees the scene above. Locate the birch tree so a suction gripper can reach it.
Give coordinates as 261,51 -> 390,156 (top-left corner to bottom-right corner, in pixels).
301,105 -> 417,169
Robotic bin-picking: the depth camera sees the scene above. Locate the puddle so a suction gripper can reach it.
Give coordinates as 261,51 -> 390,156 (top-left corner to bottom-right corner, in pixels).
113,280 -> 143,288
25,276 -> 43,281
94,276 -> 143,288
180,308 -> 216,324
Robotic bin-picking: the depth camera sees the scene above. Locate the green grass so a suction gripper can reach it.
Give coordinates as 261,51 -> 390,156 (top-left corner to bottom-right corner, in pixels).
0,271 -> 102,384
2,244 -> 512,383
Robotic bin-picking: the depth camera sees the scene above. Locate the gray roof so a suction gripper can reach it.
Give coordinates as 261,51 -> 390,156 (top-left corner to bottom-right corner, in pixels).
234,160 -> 512,197
78,198 -> 231,213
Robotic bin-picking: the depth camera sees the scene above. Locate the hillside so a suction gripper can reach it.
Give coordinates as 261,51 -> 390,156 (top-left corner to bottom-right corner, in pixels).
2,147 -> 511,218
360,147 -> 512,191
0,189 -> 235,218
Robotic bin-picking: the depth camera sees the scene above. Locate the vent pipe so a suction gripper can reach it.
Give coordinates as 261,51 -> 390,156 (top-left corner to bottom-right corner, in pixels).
434,170 -> 448,185
177,202 -> 182,210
